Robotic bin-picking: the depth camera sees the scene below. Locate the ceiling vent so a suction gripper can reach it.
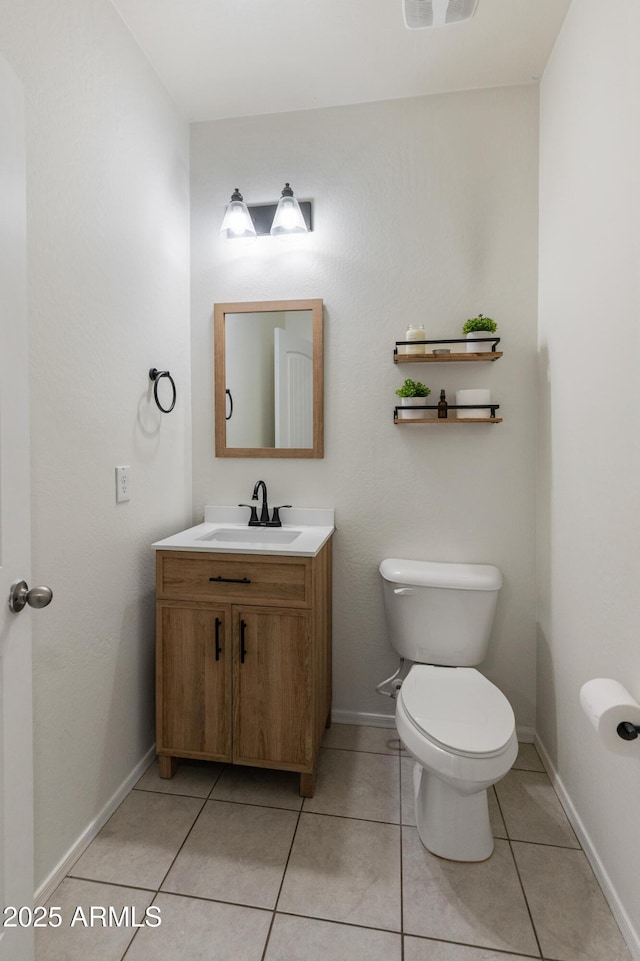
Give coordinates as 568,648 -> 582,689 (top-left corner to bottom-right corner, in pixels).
404,0 -> 479,29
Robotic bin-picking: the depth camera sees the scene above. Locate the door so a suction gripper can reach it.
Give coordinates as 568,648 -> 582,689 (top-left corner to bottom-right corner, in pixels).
274,328 -> 313,448
156,603 -> 232,762
0,55 -> 34,961
233,607 -> 312,769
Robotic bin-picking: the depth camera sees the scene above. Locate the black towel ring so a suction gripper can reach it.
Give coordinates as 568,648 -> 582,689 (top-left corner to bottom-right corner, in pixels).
149,368 -> 176,413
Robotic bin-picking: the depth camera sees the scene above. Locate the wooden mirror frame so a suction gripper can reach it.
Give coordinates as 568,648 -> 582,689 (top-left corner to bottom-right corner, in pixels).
214,298 -> 324,458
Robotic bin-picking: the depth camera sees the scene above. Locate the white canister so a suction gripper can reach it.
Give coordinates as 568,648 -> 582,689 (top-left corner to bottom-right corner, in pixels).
403,324 -> 426,355
455,389 -> 491,419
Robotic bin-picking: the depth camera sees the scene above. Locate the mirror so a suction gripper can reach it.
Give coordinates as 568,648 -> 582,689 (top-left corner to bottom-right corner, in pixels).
214,299 -> 323,458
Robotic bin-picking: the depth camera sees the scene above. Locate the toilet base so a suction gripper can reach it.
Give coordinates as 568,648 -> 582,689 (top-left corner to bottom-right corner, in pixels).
413,763 -> 494,862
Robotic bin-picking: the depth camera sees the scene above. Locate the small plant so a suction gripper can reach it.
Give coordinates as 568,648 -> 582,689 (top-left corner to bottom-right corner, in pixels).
395,379 -> 431,398
462,313 -> 497,335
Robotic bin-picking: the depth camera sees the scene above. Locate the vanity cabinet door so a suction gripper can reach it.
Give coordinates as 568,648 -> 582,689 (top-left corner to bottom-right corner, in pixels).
156,602 -> 232,763
232,607 -> 313,770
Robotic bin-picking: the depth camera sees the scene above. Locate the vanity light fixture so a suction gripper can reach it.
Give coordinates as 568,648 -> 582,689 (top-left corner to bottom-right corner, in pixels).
404,0 -> 478,29
270,183 -> 309,236
219,188 -> 257,240
220,184 -> 312,239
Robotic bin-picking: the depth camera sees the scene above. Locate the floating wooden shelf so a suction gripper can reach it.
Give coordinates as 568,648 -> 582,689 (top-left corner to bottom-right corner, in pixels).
395,351 -> 503,364
394,416 -> 503,424
394,403 -> 501,424
394,336 -> 502,363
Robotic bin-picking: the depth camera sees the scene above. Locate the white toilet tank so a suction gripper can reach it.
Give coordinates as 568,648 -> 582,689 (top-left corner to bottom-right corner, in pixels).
379,558 -> 502,666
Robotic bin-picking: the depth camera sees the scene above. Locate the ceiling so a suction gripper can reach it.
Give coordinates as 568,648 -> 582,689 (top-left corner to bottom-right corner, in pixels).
110,0 -> 572,123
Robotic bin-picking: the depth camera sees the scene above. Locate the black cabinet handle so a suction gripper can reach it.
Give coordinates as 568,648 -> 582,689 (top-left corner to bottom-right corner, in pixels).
240,620 -> 247,664
209,576 -> 251,584
214,617 -> 222,661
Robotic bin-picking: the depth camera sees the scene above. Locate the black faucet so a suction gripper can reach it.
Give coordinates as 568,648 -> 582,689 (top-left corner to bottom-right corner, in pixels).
239,480 -> 291,527
252,480 -> 270,525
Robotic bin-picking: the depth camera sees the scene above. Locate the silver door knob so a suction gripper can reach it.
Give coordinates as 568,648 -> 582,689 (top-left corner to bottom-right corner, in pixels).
8,580 -> 53,613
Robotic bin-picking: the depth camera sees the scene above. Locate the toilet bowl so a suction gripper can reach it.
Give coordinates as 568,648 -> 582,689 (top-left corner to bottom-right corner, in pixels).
379,557 -> 517,862
396,664 -> 517,861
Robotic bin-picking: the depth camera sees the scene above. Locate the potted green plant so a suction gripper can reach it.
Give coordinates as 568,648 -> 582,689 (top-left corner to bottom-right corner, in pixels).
395,379 -> 431,419
462,313 -> 498,353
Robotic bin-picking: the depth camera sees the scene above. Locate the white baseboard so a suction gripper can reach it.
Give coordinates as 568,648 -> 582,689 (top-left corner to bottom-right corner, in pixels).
331,709 -> 396,728
35,745 -> 156,905
515,725 -> 535,743
534,735 -> 640,961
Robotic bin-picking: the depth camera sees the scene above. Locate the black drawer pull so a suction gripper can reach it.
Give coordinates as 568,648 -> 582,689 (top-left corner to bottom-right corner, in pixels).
208,576 -> 251,584
240,620 -> 247,663
214,617 -> 222,661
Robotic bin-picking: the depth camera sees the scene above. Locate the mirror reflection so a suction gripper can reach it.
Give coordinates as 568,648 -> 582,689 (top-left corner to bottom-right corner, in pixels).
226,309 -> 312,448
214,299 -> 323,458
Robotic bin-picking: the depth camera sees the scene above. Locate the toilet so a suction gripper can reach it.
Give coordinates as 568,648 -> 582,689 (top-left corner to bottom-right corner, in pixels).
379,557 -> 517,862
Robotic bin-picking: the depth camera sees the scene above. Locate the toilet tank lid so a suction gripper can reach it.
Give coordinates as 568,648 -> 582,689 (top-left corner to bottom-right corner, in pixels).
379,558 -> 502,591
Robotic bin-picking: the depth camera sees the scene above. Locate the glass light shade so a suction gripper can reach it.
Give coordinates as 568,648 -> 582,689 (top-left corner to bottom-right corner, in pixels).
404,0 -> 478,29
220,189 -> 257,239
270,184 -> 308,236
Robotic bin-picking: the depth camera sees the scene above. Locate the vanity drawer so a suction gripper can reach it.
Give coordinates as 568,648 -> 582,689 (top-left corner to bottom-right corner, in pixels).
156,551 -> 310,606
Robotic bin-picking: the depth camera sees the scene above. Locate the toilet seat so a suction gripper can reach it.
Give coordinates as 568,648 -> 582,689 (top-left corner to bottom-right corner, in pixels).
399,665 -> 515,758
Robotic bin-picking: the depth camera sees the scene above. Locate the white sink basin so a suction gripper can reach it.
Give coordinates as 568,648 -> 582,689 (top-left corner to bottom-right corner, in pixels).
198,527 -> 302,545
152,507 -> 334,557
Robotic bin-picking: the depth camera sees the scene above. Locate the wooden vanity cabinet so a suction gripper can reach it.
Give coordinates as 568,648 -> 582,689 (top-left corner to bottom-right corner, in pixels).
155,541 -> 332,797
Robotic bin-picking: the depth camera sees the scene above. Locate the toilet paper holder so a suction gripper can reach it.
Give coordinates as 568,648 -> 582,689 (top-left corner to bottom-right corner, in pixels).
617,722 -> 640,741
580,678 -> 640,754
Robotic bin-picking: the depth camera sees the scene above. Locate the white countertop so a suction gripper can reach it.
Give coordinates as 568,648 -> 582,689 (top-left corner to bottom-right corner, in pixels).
152,506 -> 335,557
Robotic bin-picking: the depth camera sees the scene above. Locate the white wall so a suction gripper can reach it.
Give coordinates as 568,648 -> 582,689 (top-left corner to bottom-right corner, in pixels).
538,0 -> 640,949
191,86 -> 539,729
0,0 -> 191,888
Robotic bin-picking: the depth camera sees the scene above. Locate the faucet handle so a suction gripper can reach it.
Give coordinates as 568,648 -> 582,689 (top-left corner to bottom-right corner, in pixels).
239,503 -> 260,526
269,505 -> 292,527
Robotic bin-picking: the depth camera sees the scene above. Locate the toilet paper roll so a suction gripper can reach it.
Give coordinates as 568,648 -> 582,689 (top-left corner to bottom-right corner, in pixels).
580,678 -> 640,756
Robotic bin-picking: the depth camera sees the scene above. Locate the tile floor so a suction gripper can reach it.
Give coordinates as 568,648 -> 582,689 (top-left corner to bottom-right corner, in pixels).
37,726 -> 632,961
